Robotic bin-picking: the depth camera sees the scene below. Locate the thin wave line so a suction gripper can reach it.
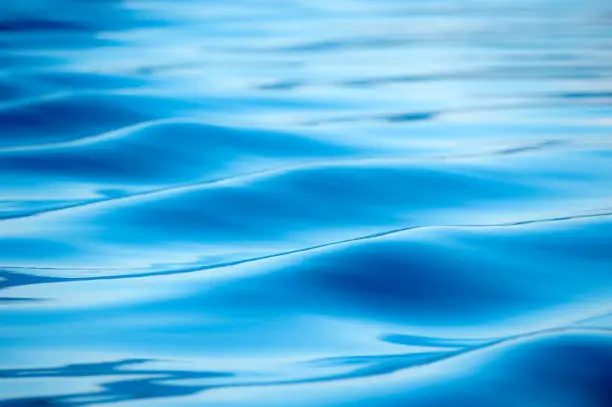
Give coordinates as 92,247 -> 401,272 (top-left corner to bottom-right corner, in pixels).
0,117 -> 272,153
0,91 -> 70,111
2,210 -> 611,287
0,166 -> 282,222
1,137 -> 597,222
0,119 -> 171,152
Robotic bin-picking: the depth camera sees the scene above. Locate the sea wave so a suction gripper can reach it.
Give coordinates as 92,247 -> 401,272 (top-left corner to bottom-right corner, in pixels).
1,0 -> 612,406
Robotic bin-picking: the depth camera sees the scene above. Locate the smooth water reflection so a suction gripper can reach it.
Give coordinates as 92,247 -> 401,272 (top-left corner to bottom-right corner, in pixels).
1,0 -> 612,406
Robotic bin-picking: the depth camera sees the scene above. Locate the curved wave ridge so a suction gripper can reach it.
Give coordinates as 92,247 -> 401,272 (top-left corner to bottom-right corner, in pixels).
2,0 -> 612,406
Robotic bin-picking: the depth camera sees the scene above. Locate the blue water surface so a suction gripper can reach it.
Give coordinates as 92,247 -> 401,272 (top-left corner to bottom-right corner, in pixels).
1,0 -> 612,406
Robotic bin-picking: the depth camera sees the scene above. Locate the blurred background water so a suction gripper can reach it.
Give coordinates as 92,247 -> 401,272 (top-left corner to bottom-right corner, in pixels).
1,0 -> 612,406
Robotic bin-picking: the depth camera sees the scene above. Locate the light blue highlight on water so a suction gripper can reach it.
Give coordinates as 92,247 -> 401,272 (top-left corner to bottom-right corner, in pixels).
1,0 -> 612,406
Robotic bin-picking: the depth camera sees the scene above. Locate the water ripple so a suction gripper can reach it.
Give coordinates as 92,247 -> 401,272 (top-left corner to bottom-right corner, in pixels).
1,0 -> 612,406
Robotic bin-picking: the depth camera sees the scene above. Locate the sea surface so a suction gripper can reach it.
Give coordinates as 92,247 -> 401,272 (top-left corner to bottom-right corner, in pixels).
1,0 -> 612,406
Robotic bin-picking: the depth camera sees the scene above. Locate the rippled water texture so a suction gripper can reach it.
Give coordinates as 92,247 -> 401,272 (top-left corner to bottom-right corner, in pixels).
1,0 -> 612,406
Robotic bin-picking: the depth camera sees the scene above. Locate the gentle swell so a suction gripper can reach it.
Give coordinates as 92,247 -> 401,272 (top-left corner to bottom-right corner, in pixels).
1,1 -> 612,407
